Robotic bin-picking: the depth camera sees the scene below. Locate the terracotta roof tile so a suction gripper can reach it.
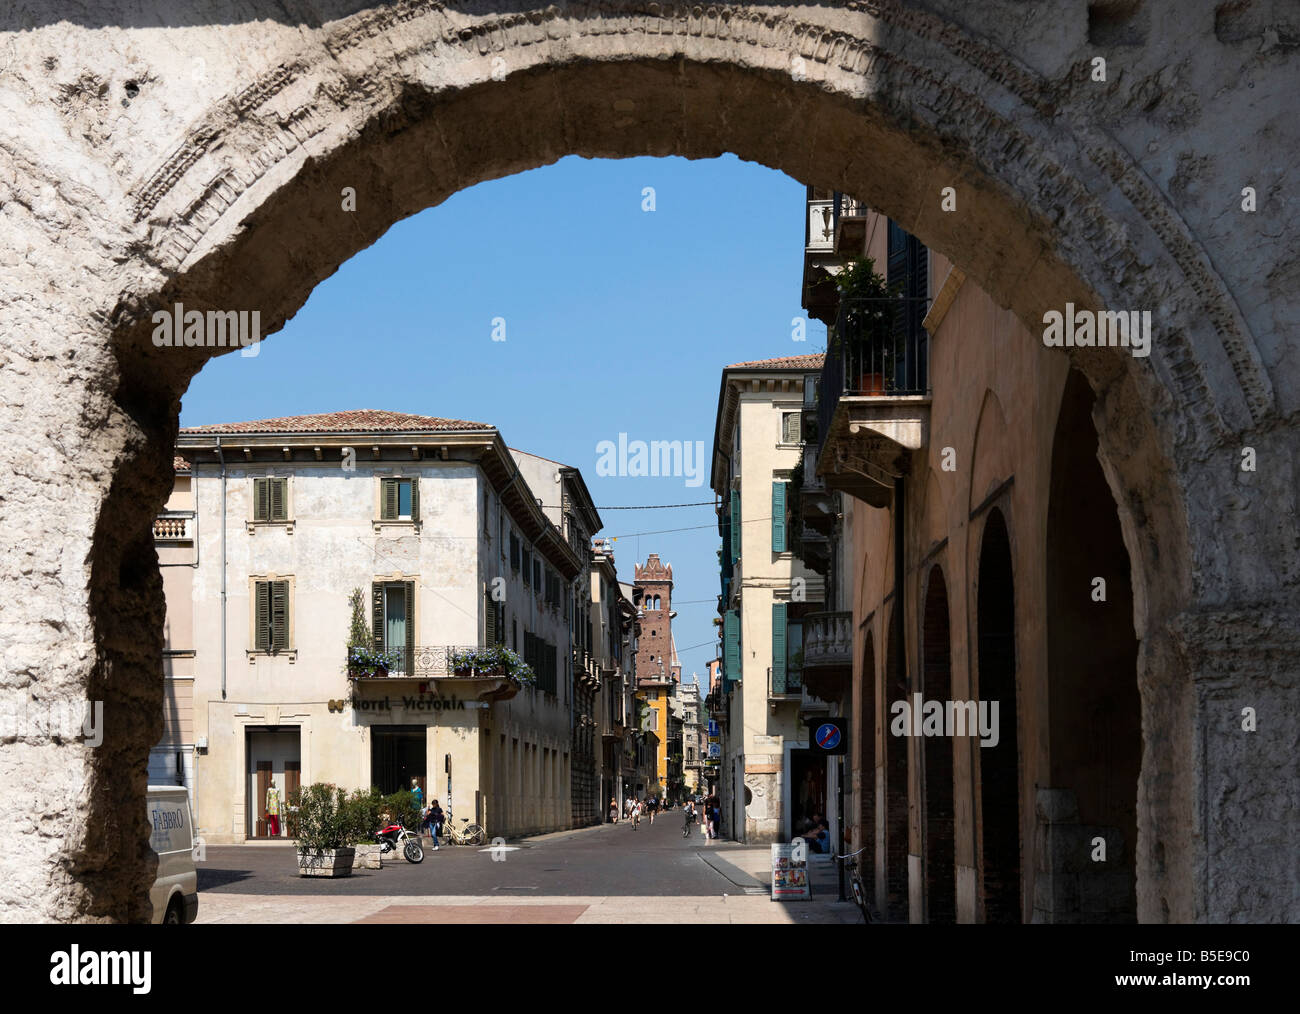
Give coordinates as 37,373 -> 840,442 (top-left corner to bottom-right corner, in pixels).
173,455 -> 191,473
179,410 -> 494,435
725,354 -> 825,370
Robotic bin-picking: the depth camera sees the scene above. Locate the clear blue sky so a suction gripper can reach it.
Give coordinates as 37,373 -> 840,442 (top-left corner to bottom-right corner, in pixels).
180,154 -> 827,685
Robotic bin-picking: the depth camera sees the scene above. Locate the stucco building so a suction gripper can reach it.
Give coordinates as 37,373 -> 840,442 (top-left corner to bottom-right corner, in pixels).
154,410 -> 598,843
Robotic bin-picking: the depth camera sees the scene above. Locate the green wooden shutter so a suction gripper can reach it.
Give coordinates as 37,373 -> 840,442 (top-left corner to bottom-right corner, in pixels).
410,478 -> 420,521
724,610 -> 740,685
771,602 -> 788,693
255,581 -> 270,651
271,580 -> 289,652
372,582 -> 384,650
730,490 -> 741,561
404,580 -> 416,664
382,479 -> 398,520
485,586 -> 497,645
254,478 -> 269,521
772,482 -> 787,553
272,478 -> 287,521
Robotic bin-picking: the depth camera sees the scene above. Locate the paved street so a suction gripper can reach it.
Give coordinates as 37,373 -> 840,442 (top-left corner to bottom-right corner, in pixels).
196,815 -> 860,924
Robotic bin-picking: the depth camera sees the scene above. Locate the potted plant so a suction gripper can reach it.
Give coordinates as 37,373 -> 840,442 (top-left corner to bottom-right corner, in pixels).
291,783 -> 356,877
346,787 -> 385,869
835,257 -> 896,395
450,645 -> 536,686
348,644 -> 402,678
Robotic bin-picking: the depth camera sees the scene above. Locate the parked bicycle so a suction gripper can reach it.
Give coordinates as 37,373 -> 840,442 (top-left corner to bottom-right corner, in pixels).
442,813 -> 487,846
834,845 -> 874,923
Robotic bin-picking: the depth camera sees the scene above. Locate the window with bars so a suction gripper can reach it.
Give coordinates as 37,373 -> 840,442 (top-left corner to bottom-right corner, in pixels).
253,477 -> 288,522
253,579 -> 290,652
379,478 -> 419,521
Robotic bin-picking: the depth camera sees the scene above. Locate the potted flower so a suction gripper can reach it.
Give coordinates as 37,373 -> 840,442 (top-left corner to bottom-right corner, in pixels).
835,257 -> 897,396
291,783 -> 357,877
450,645 -> 536,686
348,644 -> 402,678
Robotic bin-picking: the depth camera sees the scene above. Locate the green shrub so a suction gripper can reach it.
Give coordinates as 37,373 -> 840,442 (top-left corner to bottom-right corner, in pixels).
342,787 -> 384,845
378,789 -> 421,831
289,783 -> 353,853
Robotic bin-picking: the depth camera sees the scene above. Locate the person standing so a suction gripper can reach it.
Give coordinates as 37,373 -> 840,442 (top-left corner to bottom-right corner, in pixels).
632,798 -> 641,830
648,796 -> 657,825
609,797 -> 619,823
265,781 -> 281,837
410,777 -> 424,815
427,799 -> 444,850
682,799 -> 695,838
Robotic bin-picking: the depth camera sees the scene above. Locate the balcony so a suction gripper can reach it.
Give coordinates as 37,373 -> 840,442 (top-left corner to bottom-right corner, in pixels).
768,664 -> 803,704
832,192 -> 868,255
802,189 -> 841,325
345,644 -> 520,700
800,611 -> 852,702
153,511 -> 194,541
817,297 -> 931,508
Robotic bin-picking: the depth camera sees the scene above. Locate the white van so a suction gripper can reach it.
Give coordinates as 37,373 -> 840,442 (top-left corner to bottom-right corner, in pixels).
148,785 -> 199,924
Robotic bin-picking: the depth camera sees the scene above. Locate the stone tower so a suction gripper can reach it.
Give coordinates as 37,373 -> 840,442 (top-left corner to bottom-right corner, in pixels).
634,554 -> 674,686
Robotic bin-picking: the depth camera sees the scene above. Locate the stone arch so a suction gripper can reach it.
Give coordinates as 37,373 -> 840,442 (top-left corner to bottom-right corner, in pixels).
974,506 -> 1021,924
0,1 -> 1295,921
968,390 -> 1012,517
921,563 -> 955,923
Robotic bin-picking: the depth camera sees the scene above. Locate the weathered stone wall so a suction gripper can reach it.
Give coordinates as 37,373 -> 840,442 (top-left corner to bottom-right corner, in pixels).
0,1 -> 1296,921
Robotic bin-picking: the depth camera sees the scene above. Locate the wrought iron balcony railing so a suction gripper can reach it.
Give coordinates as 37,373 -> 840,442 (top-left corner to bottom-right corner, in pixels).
818,296 -> 931,447
345,644 -> 483,679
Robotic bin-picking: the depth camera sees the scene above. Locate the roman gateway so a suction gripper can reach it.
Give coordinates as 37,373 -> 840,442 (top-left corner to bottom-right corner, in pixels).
0,2 -> 1295,924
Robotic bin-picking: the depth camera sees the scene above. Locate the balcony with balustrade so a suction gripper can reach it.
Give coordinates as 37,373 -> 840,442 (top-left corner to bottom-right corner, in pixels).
800,611 -> 853,703
345,643 -> 521,701
152,511 -> 194,542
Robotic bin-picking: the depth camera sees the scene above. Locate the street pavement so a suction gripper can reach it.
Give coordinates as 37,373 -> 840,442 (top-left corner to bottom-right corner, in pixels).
196,811 -> 862,924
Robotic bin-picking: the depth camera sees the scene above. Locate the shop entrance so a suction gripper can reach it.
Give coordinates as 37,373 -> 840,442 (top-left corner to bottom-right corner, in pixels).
790,749 -> 828,837
371,725 -> 427,798
246,727 -> 300,839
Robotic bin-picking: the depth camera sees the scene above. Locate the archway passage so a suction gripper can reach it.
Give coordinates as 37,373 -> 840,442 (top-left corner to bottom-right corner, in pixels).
859,630 -> 877,908
2,0 -> 1296,924
883,612 -> 908,922
1045,370 -> 1140,923
922,566 -> 955,924
976,509 -> 1020,924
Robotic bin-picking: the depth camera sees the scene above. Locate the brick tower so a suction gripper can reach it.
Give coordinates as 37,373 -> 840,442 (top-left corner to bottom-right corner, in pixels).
634,554 -> 674,686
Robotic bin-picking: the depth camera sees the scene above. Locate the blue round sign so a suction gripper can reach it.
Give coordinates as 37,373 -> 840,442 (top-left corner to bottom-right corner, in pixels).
815,723 -> 841,750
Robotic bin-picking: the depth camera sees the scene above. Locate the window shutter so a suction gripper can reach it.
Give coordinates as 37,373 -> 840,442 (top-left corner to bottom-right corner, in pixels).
771,481 -> 787,553
271,580 -> 289,652
771,603 -> 788,693
381,479 -> 398,520
485,586 -> 497,646
254,478 -> 269,522
270,478 -> 286,521
410,478 -> 420,521
404,580 -> 416,663
372,582 -> 384,650
255,581 -> 270,651
730,490 -> 741,562
724,609 -> 740,684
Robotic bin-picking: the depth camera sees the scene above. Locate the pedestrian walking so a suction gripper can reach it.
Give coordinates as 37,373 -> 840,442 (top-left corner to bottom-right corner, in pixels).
682,800 -> 695,838
648,796 -> 656,825
609,797 -> 619,823
427,799 -> 444,850
632,799 -> 641,830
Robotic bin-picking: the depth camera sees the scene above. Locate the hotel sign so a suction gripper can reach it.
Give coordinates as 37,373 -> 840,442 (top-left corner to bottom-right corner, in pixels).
349,693 -> 486,712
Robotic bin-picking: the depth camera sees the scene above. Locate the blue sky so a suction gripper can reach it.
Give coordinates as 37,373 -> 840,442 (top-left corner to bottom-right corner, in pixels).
180,154 -> 827,686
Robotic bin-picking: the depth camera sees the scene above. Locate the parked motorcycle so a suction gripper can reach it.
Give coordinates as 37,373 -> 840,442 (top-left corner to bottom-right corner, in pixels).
374,821 -> 424,863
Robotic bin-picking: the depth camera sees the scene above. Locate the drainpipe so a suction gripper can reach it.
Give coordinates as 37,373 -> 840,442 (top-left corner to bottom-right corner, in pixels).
216,437 -> 228,701
892,477 -> 905,700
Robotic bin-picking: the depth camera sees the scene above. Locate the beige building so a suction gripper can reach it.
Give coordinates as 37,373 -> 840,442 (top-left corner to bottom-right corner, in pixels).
799,190 -> 1141,923
156,410 -> 595,843
711,357 -> 834,844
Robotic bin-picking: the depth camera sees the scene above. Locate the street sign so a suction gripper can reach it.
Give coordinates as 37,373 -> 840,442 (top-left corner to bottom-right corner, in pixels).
708,743 -> 721,758
806,716 -> 848,755
707,720 -> 718,736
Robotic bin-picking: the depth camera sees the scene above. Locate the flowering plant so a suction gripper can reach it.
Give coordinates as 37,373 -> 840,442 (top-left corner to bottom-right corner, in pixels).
348,644 -> 403,676
451,645 -> 535,685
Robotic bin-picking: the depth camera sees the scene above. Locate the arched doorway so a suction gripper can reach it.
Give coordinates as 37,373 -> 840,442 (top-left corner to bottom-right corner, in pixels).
882,610 -> 908,922
921,565 -> 955,923
976,508 -> 1020,923
859,629 -> 877,907
1044,370 -> 1141,922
